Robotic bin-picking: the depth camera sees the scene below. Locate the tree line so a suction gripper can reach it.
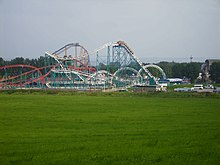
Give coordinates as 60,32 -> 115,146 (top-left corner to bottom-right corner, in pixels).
0,56 -> 46,68
0,57 -> 220,83
157,61 -> 202,82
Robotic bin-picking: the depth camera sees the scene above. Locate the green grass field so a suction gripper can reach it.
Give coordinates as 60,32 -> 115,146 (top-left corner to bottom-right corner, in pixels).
0,93 -> 220,164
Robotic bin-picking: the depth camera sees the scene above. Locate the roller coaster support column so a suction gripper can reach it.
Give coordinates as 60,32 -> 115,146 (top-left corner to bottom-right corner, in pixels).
107,46 -> 110,72
20,67 -> 23,88
96,51 -> 99,89
32,73 -> 34,88
44,57 -> 48,88
117,48 -> 121,87
37,72 -> 41,88
114,46 -> 122,87
4,68 -> 7,88
107,46 -> 110,88
149,77 -> 156,85
24,73 -> 28,88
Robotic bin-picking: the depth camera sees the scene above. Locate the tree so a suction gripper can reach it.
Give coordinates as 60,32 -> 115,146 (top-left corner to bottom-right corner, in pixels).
172,63 -> 186,78
0,57 -> 4,67
210,62 -> 220,83
185,62 -> 201,82
36,56 -> 46,68
10,57 -> 25,65
158,61 -> 174,78
170,62 -> 202,82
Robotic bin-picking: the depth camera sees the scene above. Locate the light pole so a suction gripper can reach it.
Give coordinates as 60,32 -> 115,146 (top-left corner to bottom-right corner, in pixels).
190,55 -> 193,63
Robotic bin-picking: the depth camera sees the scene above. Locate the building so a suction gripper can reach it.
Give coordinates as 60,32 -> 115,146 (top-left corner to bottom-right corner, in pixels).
199,59 -> 220,83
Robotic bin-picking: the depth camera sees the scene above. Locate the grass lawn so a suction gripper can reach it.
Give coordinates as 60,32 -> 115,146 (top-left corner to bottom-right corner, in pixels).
0,93 -> 220,164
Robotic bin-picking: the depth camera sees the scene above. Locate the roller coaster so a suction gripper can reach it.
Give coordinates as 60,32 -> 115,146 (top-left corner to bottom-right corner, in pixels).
0,41 -> 166,91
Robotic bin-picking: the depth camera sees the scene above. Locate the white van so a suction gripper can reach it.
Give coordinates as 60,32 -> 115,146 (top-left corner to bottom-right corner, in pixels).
156,84 -> 167,92
192,84 -> 203,91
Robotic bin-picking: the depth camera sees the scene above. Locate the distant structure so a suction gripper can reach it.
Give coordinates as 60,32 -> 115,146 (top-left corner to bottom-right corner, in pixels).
190,55 -> 193,63
197,59 -> 220,83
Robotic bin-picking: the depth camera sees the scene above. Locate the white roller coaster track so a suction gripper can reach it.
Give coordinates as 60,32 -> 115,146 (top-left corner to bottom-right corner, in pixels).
51,69 -> 88,82
45,52 -> 64,69
45,52 -> 72,81
116,41 -> 155,80
113,67 -> 141,78
90,70 -> 113,79
138,64 -> 166,79
90,42 -> 117,55
45,41 -> 161,89
91,41 -> 156,83
91,41 -> 154,85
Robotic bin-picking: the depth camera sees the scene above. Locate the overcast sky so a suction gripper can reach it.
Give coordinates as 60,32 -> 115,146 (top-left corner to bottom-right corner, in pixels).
0,0 -> 219,63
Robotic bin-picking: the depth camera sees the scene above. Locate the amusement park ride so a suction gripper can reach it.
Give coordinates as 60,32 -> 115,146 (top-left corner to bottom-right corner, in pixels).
0,41 -> 166,91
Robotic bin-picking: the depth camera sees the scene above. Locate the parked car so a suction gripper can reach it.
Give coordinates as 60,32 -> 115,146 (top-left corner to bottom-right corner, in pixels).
192,84 -> 203,91
213,87 -> 220,93
174,87 -> 192,92
156,84 -> 167,92
204,84 -> 214,89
